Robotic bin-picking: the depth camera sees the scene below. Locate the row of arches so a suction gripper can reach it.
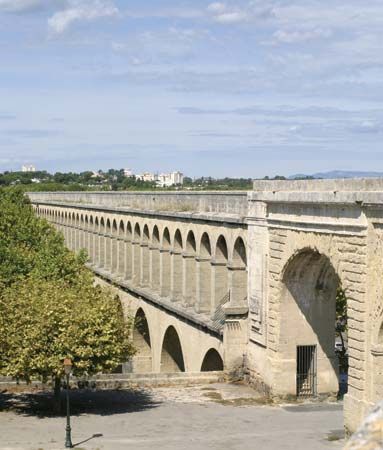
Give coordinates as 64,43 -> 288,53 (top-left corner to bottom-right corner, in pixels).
37,206 -> 248,317
133,308 -> 223,373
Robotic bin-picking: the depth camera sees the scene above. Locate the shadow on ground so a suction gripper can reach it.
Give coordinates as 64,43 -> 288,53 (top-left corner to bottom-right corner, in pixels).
0,388 -> 161,418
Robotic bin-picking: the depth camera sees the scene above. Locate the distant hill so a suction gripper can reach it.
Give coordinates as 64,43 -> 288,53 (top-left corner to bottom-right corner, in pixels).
290,170 -> 383,180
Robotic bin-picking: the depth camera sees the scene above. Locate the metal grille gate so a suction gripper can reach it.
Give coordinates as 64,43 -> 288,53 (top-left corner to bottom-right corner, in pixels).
296,345 -> 317,397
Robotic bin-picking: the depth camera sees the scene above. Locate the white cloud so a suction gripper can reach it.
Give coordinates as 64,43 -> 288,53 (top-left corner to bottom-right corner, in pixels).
0,0 -> 52,13
207,2 -> 226,14
214,11 -> 248,24
48,0 -> 119,34
272,28 -> 332,44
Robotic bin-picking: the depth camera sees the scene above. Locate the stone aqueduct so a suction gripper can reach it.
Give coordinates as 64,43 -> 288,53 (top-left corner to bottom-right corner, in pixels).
29,179 -> 383,432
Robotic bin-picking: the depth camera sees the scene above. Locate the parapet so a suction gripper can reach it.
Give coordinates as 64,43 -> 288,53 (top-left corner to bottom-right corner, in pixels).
253,178 -> 383,192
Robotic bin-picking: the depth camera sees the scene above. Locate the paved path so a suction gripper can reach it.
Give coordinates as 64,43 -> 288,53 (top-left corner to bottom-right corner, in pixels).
0,383 -> 345,450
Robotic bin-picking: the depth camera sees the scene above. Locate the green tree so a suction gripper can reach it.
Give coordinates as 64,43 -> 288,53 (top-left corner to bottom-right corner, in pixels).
0,188 -> 135,410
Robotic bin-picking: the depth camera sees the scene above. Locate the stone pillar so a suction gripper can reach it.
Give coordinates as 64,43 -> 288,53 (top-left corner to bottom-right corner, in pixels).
182,252 -> 196,307
195,257 -> 211,314
171,249 -> 183,302
111,236 -> 118,274
132,239 -> 141,285
104,234 -> 112,271
141,243 -> 150,287
124,238 -> 133,281
228,263 -> 247,307
150,244 -> 161,293
160,248 -> 171,297
117,237 -> 125,277
98,233 -> 105,268
247,199 -> 269,346
211,260 -> 229,316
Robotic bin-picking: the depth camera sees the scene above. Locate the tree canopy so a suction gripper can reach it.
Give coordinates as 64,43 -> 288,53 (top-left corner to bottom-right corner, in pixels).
0,188 -> 134,387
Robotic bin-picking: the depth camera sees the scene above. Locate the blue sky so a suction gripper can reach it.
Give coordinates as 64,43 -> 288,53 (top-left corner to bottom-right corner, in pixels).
1,0 -> 383,177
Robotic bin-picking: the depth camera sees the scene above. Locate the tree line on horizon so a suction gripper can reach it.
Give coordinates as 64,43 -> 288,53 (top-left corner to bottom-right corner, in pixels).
0,169 -> 315,192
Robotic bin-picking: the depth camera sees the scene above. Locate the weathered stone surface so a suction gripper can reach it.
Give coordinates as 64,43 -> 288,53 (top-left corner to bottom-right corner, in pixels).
345,402 -> 383,449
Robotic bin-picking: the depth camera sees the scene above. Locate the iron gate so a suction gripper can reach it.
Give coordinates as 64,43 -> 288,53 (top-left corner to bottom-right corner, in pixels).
296,345 -> 317,397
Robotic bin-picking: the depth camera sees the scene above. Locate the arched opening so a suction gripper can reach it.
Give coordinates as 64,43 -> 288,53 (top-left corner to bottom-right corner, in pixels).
124,222 -> 133,280
171,229 -> 183,302
231,237 -> 247,306
213,235 -> 229,313
83,216 -> 89,254
132,223 -> 141,284
104,219 -> 112,270
160,228 -> 171,297
77,214 -> 82,248
89,216 -> 94,261
201,349 -> 224,372
150,226 -> 161,292
160,326 -> 185,373
197,233 -> 212,313
132,308 -> 152,373
141,225 -> 150,287
184,231 -> 197,307
111,219 -> 118,273
117,220 -> 125,276
99,217 -> 105,268
279,249 -> 342,398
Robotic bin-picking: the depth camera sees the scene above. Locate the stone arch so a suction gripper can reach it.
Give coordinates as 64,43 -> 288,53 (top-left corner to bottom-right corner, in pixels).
117,220 -> 125,276
132,223 -> 141,284
161,228 -> 171,297
201,348 -> 224,372
132,308 -> 153,373
231,237 -> 247,306
99,217 -> 106,267
213,235 -> 229,312
89,215 -> 95,262
151,225 -> 161,292
160,325 -> 185,373
124,221 -> 133,280
110,219 -> 118,272
278,248 -> 340,397
171,229 -> 183,302
184,230 -> 197,307
198,232 -> 212,313
83,215 -> 89,253
141,224 -> 150,286
73,212 -> 80,251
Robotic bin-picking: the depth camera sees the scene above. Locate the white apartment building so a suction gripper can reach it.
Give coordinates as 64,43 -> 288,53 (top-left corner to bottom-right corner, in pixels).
157,171 -> 184,187
21,164 -> 36,173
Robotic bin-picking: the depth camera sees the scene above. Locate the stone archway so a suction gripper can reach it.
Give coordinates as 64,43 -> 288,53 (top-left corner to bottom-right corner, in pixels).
278,248 -> 340,397
201,349 -> 224,372
132,308 -> 153,373
160,326 -> 185,373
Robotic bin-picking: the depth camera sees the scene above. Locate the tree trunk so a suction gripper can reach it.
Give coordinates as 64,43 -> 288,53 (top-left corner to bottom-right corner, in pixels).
53,376 -> 61,414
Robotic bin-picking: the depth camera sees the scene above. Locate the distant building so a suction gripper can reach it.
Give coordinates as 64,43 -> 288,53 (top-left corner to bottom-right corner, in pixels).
124,168 -> 134,177
136,172 -> 157,182
21,164 -> 36,173
157,171 -> 184,187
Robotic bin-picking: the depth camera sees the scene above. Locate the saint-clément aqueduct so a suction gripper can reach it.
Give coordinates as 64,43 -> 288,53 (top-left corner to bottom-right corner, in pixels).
29,178 -> 383,433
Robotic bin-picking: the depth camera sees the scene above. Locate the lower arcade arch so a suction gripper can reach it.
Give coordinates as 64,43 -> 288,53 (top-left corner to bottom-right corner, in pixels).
132,308 -> 153,373
201,348 -> 224,372
160,326 -> 185,373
